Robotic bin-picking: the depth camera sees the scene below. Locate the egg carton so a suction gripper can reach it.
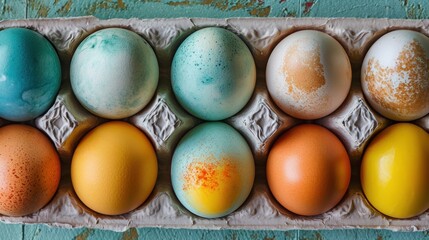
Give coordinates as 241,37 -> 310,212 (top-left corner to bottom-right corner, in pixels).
1,16 -> 429,232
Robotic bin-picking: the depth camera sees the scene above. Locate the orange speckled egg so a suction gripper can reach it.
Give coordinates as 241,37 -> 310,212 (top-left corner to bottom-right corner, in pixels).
0,124 -> 61,216
266,124 -> 351,216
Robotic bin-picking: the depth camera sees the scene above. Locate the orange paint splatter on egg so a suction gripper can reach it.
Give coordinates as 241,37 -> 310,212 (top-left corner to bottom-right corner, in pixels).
182,155 -> 237,191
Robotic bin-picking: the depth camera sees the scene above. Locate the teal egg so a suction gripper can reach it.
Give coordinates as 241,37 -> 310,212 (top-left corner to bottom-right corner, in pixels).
0,28 -> 61,122
171,27 -> 256,121
171,122 -> 255,218
70,28 -> 159,119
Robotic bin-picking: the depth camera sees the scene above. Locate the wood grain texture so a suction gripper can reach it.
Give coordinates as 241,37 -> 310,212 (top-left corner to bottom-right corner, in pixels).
1,0 -> 429,239
0,0 -> 427,19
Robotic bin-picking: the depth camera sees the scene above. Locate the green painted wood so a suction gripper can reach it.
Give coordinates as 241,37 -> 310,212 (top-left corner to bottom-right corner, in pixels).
14,0 -> 429,20
0,0 -> 26,20
1,0 -> 429,239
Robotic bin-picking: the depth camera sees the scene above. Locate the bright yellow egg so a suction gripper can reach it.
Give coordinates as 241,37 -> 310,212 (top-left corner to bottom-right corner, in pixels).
361,123 -> 429,218
71,121 -> 157,215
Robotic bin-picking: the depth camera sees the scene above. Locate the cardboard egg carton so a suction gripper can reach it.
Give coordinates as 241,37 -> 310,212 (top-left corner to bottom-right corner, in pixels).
1,17 -> 429,231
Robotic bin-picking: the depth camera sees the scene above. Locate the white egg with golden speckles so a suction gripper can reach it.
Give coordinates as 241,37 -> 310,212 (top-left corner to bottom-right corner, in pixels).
361,30 -> 429,121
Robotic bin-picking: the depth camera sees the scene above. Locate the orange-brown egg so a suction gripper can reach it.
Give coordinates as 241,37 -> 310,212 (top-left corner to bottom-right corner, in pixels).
0,124 -> 61,216
266,124 -> 350,216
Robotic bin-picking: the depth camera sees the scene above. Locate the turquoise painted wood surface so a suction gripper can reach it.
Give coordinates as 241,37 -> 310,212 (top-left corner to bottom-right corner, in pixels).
1,1 -> 429,239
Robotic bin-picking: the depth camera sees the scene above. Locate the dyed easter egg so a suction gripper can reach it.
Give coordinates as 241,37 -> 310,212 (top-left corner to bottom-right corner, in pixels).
71,121 -> 157,215
70,28 -> 159,119
361,30 -> 429,121
361,123 -> 429,218
171,122 -> 255,218
0,28 -> 61,122
266,124 -> 351,216
0,124 -> 61,216
171,27 -> 256,121
266,30 -> 352,120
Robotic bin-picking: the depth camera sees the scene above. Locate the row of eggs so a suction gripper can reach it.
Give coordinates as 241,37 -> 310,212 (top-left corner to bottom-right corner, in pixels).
1,27 -> 429,123
0,26 -> 429,221
1,120 -> 429,220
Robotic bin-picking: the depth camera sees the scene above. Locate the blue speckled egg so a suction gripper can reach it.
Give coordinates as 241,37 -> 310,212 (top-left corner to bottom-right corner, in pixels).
171,122 -> 255,218
70,28 -> 159,119
0,28 -> 61,122
171,27 -> 256,121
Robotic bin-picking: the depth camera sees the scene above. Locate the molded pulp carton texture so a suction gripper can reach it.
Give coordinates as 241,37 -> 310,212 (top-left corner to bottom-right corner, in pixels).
1,17 -> 429,231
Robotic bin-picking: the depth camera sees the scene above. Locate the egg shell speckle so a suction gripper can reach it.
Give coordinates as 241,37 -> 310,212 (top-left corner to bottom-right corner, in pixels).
171,27 -> 256,121
70,28 -> 159,119
0,28 -> 61,122
0,124 -> 61,217
266,30 -> 352,120
171,122 -> 255,218
361,30 -> 429,121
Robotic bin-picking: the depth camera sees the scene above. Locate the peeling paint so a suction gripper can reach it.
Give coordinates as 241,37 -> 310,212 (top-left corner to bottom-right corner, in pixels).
121,228 -> 139,240
301,232 -> 324,240
74,229 -> 94,240
302,0 -> 315,15
281,7 -> 297,17
166,0 -> 271,17
1,4 -> 13,14
249,6 -> 270,17
263,236 -> 276,240
56,0 -> 73,15
28,0 -> 50,17
87,0 -> 128,15
406,3 -> 425,19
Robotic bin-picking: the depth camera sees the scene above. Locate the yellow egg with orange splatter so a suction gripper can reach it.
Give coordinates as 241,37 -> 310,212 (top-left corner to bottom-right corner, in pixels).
171,122 -> 254,218
266,30 -> 352,120
361,30 -> 429,121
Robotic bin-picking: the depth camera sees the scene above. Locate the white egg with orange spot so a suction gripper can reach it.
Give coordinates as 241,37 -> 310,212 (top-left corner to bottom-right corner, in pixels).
361,30 -> 429,121
266,30 -> 352,120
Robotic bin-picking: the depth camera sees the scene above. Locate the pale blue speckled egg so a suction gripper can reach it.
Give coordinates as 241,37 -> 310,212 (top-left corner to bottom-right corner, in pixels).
171,122 -> 255,218
70,28 -> 159,119
0,28 -> 61,122
171,27 -> 256,121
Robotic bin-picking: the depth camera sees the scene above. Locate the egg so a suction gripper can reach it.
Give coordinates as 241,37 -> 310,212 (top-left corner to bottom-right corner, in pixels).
171,27 -> 256,121
171,122 -> 254,218
0,124 -> 61,216
266,30 -> 352,120
70,28 -> 159,119
266,124 -> 351,216
0,28 -> 61,122
361,30 -> 429,121
71,121 -> 157,215
361,123 -> 429,218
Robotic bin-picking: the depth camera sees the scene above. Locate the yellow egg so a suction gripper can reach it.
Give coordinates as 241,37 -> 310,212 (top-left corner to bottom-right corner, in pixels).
71,121 -> 157,215
361,123 -> 429,218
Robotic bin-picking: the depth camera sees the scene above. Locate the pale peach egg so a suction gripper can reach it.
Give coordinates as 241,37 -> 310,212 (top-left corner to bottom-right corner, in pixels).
266,30 -> 352,120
